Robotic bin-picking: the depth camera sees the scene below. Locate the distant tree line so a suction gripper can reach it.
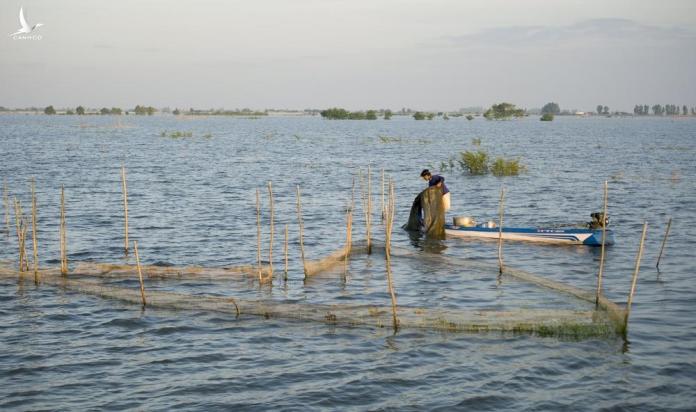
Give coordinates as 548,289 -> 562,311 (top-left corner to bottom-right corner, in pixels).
320,108 -> 379,120
634,104 -> 694,116
39,105 -> 157,115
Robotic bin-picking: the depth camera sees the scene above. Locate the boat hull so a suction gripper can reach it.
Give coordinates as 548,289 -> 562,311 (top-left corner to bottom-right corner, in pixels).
444,224 -> 614,246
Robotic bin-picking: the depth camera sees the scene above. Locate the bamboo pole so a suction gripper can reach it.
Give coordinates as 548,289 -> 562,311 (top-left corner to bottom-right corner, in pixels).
21,219 -> 28,272
358,169 -> 368,251
256,188 -> 261,282
31,179 -> 39,283
14,198 -> 29,272
596,181 -> 608,305
385,179 -> 399,331
497,187 -> 505,275
656,217 -> 672,269
133,240 -> 147,306
3,179 -> 9,236
13,198 -> 24,272
267,181 -> 274,278
284,224 -> 289,281
60,185 -> 67,275
343,177 -> 355,279
367,165 -> 372,254
381,168 -> 385,222
121,166 -> 129,256
624,221 -> 648,331
296,185 -> 306,276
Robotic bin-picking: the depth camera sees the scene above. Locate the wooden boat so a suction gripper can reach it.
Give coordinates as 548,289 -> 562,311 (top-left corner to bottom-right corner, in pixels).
444,224 -> 614,246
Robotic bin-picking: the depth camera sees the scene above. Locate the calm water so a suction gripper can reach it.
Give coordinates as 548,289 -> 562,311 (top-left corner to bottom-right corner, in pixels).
1,114 -> 695,410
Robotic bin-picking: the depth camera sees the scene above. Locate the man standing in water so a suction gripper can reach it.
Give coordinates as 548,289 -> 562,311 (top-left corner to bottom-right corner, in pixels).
420,169 -> 450,211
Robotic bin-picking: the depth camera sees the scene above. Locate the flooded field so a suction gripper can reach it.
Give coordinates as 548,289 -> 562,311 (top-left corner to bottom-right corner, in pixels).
1,114 -> 695,410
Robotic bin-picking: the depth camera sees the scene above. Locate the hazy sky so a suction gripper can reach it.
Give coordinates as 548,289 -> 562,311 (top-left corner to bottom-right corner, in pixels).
1,0 -> 695,111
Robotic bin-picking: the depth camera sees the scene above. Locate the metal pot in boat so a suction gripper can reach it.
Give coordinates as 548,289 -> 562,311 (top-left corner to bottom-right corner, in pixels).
453,216 -> 476,227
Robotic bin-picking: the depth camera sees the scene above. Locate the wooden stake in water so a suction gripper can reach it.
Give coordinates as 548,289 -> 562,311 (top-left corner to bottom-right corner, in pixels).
267,181 -> 274,278
13,198 -> 23,271
256,188 -> 262,282
625,221 -> 648,331
284,224 -> 289,281
385,180 -> 399,331
296,185 -> 306,276
656,217 -> 672,269
596,180 -> 608,305
3,180 -> 9,236
381,168 -> 385,222
121,165 -> 129,256
343,178 -> 355,279
14,198 -> 29,272
31,179 -> 39,283
367,165 -> 372,254
133,240 -> 147,306
497,186 -> 505,275
60,185 -> 67,275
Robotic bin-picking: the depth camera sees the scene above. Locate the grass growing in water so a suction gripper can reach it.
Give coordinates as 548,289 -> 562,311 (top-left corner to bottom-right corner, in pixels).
491,157 -> 525,176
378,135 -> 402,143
458,150 -> 489,175
159,130 -> 203,138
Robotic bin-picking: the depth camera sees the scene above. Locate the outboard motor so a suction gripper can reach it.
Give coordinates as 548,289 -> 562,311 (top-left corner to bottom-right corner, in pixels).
588,212 -> 609,229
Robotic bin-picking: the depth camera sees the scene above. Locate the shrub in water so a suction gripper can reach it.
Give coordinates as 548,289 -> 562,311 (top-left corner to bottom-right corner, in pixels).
458,150 -> 489,175
491,157 -> 524,176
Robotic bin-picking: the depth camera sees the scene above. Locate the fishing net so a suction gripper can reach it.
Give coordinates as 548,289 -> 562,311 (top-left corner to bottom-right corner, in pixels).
403,186 -> 445,239
0,265 -> 614,337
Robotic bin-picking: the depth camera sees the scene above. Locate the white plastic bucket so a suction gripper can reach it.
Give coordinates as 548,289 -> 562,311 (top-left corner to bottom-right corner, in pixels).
442,192 -> 451,211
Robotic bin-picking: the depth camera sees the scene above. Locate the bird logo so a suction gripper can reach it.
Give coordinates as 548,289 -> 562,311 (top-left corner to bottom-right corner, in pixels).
10,7 -> 43,37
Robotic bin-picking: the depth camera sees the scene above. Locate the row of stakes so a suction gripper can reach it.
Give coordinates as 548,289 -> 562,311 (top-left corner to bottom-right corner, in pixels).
2,171 -> 673,333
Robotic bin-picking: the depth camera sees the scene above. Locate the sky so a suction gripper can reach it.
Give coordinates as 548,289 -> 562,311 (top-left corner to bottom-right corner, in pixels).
1,0 -> 695,111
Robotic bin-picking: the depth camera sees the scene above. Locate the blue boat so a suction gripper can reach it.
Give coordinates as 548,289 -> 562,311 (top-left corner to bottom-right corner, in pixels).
444,224 -> 615,246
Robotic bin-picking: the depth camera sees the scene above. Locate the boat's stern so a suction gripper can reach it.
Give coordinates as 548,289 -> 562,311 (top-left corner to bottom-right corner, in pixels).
583,229 -> 615,246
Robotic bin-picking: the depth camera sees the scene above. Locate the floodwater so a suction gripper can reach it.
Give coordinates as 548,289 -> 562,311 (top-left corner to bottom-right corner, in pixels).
1,114 -> 695,410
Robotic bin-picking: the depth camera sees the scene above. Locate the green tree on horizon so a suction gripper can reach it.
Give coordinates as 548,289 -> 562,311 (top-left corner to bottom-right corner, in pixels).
44,105 -> 56,115
541,102 -> 560,115
483,103 -> 525,120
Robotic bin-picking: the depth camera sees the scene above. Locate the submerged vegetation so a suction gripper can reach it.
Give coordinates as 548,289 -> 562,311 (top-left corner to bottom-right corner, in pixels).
320,108 -> 378,120
490,157 -> 525,176
159,130 -> 212,139
413,111 -> 435,120
434,141 -> 525,176
459,150 -> 489,175
483,102 -> 526,120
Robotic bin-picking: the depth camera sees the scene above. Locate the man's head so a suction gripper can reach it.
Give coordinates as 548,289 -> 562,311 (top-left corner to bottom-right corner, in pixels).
420,169 -> 431,181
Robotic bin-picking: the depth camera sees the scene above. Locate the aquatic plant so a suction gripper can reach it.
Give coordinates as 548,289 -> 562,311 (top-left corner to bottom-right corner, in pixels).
413,111 -> 435,120
471,137 -> 482,146
540,113 -> 554,121
483,102 -> 525,120
378,135 -> 402,143
160,130 -> 194,138
458,150 -> 489,175
320,108 -> 377,120
466,115 -> 474,121
491,157 -> 525,176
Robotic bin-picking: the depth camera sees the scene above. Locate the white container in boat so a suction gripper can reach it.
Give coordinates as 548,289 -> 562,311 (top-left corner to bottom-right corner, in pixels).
485,220 -> 497,228
453,216 -> 476,227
